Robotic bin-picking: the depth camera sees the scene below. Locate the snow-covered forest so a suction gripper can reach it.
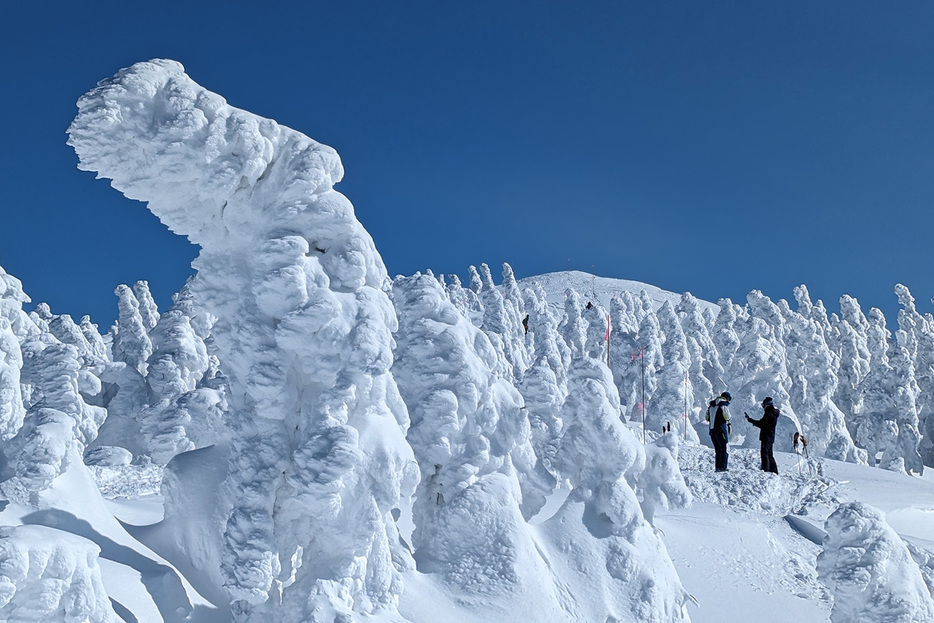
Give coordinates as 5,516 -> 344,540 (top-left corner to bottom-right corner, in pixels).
1,59 -> 934,623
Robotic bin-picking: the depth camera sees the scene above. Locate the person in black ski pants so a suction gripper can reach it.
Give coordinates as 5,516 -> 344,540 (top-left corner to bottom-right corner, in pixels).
706,392 -> 732,472
745,397 -> 780,474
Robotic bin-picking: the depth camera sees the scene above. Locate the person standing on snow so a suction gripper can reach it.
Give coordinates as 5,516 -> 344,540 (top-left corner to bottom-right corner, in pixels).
706,392 -> 732,472
745,397 -> 780,474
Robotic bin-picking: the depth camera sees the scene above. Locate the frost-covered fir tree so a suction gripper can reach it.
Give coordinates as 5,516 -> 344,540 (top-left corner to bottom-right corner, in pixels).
548,357 -> 690,622
444,273 -> 469,316
501,262 -> 524,315
392,273 -> 552,582
525,285 -> 570,393
639,432 -> 692,525
676,292 -> 720,416
0,267 -> 30,440
559,289 -> 588,358
651,301 -> 698,441
70,60 -> 419,621
626,296 -> 664,426
133,279 -> 160,332
818,502 -> 934,623
855,308 -> 904,471
733,291 -> 799,451
784,287 -> 862,463
893,285 -> 934,468
889,332 -> 923,475
711,298 -> 741,377
478,263 -> 529,380
834,295 -> 872,432
582,300 -> 610,361
137,283 -> 221,464
608,295 -> 642,414
111,284 -> 152,376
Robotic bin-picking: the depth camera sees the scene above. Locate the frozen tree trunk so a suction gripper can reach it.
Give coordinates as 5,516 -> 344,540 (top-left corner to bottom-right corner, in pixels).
69,60 -> 418,621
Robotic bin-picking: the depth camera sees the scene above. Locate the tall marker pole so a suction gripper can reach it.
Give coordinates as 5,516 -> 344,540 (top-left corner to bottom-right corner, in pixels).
641,344 -> 646,444
683,369 -> 688,441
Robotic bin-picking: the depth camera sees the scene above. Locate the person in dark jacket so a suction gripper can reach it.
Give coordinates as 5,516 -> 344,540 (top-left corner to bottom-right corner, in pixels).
745,397 -> 780,474
706,392 -> 732,472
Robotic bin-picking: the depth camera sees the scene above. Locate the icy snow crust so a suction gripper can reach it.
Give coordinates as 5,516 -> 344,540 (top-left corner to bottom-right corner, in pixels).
0,58 -> 928,622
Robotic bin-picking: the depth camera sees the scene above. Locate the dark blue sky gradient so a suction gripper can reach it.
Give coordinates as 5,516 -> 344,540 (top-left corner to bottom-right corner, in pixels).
2,1 -> 934,327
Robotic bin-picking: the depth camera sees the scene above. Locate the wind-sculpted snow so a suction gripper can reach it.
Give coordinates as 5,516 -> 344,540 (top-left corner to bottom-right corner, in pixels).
0,525 -> 118,622
69,59 -> 418,620
818,502 -> 934,623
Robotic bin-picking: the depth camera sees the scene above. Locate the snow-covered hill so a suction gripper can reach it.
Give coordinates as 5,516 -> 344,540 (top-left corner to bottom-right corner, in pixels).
520,270 -> 719,315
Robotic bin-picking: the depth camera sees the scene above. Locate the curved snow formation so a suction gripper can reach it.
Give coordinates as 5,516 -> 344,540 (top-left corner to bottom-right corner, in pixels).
69,60 -> 418,620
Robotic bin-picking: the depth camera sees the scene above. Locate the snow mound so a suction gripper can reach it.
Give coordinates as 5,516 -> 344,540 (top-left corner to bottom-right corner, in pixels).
679,445 -> 836,514
818,501 -> 934,622
0,524 -> 118,622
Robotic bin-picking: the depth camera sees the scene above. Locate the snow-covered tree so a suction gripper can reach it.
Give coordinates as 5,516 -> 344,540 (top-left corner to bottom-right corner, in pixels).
550,356 -> 690,621
784,288 -> 862,463
711,298 -> 741,377
638,432 -> 692,525
889,334 -> 923,475
111,284 -> 152,376
133,279 -> 160,331
834,295 -> 872,432
856,309 -> 903,471
70,60 -> 419,620
445,273 -> 469,316
559,289 -> 588,358
137,284 -> 218,464
0,267 -> 30,440
582,300 -> 610,362
893,285 -> 934,469
818,502 -> 934,623
677,292 -> 721,411
478,263 -> 529,380
652,301 -> 698,441
732,292 -> 798,451
626,297 -> 664,426
392,272 -> 553,595
0,525 -> 119,622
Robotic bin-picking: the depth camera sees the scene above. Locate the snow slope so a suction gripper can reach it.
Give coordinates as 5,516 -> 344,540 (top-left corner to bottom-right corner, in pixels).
658,443 -> 934,623
520,270 -> 719,315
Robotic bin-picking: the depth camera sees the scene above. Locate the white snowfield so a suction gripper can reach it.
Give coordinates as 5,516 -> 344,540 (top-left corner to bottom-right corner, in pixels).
0,58 -> 932,622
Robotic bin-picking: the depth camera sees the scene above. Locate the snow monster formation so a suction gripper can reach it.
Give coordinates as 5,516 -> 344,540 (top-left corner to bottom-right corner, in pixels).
69,60 -> 419,621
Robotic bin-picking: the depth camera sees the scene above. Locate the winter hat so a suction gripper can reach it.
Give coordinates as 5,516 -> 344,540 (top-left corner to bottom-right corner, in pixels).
762,396 -> 773,407
720,391 -> 732,402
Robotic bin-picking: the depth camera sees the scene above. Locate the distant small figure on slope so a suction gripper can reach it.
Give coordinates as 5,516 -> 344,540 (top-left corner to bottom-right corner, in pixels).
745,396 -> 780,474
706,392 -> 732,472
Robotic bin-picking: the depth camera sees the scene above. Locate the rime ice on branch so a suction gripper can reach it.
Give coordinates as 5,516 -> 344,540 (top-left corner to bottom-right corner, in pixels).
69,59 -> 418,621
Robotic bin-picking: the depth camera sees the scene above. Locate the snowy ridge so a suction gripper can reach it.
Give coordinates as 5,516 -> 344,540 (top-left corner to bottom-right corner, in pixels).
520,270 -> 719,315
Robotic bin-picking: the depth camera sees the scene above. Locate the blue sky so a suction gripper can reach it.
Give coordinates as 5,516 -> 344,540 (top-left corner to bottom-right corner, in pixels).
2,1 -> 934,328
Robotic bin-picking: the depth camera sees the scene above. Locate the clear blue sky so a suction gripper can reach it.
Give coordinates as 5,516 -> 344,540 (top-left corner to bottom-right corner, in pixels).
3,1 -> 934,328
